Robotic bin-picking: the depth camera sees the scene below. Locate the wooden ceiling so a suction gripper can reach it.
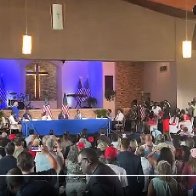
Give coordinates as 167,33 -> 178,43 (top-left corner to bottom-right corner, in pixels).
124,0 -> 196,19
150,0 -> 195,11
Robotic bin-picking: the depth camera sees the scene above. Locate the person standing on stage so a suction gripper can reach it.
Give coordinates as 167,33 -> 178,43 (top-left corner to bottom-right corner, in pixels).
11,101 -> 19,121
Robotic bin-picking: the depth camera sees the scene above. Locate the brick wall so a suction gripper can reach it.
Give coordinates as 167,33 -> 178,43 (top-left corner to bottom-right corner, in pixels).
115,62 -> 144,110
26,61 -> 57,101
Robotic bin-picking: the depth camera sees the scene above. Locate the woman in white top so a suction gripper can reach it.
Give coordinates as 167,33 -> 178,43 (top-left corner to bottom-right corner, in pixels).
41,111 -> 52,120
9,112 -> 21,132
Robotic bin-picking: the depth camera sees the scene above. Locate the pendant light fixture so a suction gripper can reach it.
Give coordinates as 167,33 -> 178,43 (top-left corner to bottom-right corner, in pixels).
22,0 -> 32,54
182,0 -> 192,58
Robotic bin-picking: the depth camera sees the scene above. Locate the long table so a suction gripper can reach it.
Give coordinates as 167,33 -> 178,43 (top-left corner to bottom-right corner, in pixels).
22,119 -> 110,136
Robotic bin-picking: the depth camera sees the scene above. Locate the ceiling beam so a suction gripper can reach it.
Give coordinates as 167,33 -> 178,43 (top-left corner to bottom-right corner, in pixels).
123,0 -> 196,19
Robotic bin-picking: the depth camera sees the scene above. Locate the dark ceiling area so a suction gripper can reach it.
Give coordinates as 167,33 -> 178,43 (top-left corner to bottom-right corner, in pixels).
124,0 -> 196,19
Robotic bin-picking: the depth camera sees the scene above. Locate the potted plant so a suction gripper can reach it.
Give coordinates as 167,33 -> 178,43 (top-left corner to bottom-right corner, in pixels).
0,110 -> 3,123
94,109 -> 107,118
105,89 -> 116,101
87,97 -> 97,108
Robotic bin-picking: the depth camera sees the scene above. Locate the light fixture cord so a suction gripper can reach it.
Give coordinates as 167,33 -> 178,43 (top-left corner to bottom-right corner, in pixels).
185,0 -> 188,40
25,0 -> 28,34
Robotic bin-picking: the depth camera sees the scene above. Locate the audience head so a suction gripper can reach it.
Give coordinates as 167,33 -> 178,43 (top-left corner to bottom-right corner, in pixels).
46,138 -> 56,152
6,168 -> 24,194
14,137 -> 24,147
136,146 -> 145,157
17,151 -> 34,173
157,160 -> 172,176
1,132 -> 7,138
181,145 -> 190,162
104,146 -> 117,163
120,138 -> 130,151
129,139 -> 138,153
67,145 -> 79,163
145,134 -> 153,145
97,141 -> 108,152
158,147 -> 174,167
78,148 -> 99,174
42,135 -> 49,146
5,142 -> 15,155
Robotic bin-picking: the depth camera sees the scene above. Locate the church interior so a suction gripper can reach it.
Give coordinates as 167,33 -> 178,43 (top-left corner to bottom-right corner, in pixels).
0,1 -> 196,195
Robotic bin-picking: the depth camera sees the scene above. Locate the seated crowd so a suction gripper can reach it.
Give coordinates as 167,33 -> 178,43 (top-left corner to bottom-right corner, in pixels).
0,98 -> 196,195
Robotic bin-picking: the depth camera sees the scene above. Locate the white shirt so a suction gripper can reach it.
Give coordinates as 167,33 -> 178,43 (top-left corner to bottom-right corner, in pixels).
152,106 -> 162,116
9,115 -> 19,130
191,104 -> 196,117
141,157 -> 152,192
42,115 -> 52,120
107,164 -> 128,187
115,112 -> 124,122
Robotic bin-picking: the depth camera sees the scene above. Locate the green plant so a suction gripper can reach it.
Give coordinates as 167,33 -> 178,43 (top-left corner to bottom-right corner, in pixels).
94,109 -> 107,118
0,110 -> 3,123
105,89 -> 115,101
87,97 -> 97,108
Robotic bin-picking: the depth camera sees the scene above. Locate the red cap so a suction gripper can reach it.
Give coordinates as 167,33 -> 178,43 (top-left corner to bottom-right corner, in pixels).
87,136 -> 94,143
8,134 -> 16,141
104,146 -> 117,160
77,142 -> 85,150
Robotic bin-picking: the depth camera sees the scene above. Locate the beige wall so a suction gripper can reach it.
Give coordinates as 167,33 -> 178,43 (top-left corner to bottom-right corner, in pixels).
0,0 -> 175,61
176,18 -> 196,109
143,62 -> 177,107
102,62 -> 115,116
1,0 -> 196,109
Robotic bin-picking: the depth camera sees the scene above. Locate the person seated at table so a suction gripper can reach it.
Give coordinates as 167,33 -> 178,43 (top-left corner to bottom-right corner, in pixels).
112,109 -> 125,130
0,112 -> 9,130
58,110 -> 69,120
9,112 -> 21,133
74,109 -> 82,119
41,111 -> 52,120
22,108 -> 32,121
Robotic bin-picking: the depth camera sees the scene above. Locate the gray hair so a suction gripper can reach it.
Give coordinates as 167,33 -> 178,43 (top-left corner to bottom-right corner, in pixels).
67,145 -> 79,163
46,138 -> 55,151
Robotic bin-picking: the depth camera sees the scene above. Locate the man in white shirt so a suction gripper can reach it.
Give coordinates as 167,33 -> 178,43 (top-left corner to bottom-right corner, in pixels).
152,102 -> 162,117
104,146 -> 128,188
112,109 -> 125,130
115,109 -> 124,122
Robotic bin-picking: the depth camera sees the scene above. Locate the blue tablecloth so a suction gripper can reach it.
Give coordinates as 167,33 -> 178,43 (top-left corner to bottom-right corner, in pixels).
22,119 -> 110,136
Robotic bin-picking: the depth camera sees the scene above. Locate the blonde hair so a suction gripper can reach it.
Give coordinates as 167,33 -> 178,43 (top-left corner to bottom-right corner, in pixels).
157,160 -> 172,181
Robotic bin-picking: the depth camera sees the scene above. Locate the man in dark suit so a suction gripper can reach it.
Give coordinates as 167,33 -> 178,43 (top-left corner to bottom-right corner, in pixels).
0,142 -> 17,195
117,138 -> 144,196
78,148 -> 124,196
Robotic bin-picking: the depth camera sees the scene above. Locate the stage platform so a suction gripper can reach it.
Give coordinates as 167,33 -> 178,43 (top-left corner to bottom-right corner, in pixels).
2,108 -> 98,120
22,119 -> 111,136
